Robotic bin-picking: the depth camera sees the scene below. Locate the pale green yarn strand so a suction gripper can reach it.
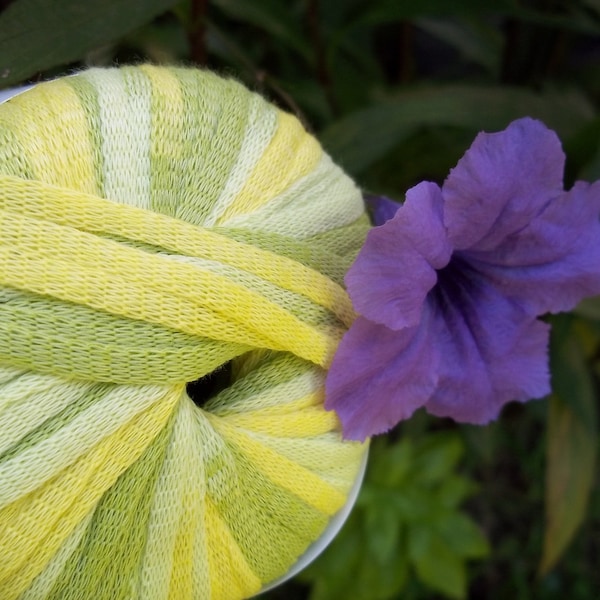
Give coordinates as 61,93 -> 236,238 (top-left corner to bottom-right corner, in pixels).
82,68 -> 154,209
0,383 -> 175,506
136,399 -> 211,600
206,93 -> 279,227
170,68 -> 252,225
0,65 -> 369,600
223,152 -> 364,237
0,371 -> 92,455
18,511 -> 96,600
63,75 -> 106,196
0,123 -> 35,180
0,292 -> 249,384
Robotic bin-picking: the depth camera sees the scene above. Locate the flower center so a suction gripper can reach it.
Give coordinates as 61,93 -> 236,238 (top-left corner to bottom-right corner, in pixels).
433,254 -> 476,313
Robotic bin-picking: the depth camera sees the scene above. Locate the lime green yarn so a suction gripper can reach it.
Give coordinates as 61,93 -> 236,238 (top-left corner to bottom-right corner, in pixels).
0,65 -> 369,600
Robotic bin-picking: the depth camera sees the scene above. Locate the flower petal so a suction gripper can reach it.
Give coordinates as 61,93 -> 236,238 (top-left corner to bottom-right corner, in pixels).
443,117 -> 565,252
364,194 -> 401,225
346,182 -> 452,330
425,262 -> 551,423
325,308 -> 440,441
464,180 -> 600,315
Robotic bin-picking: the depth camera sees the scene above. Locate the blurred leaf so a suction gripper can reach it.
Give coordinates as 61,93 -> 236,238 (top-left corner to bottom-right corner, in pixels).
302,510 -> 409,600
573,318 -> 600,360
416,17 -> 502,73
0,0 -> 178,87
368,437 -> 413,487
541,319 -> 598,577
302,431 -> 487,599
355,0 -> 514,25
364,501 -> 402,563
540,394 -> 597,576
300,513 -> 365,600
348,1 -> 600,39
210,0 -> 311,61
361,125 -> 475,198
411,432 -> 464,484
563,117 -> 600,184
574,296 -> 600,321
435,475 -> 480,509
125,19 -> 189,63
435,512 -> 490,559
513,5 -> 600,35
550,314 -> 598,427
581,0 -> 600,11
320,86 -> 595,175
580,145 -> 600,181
408,527 -> 467,599
388,486 -> 437,522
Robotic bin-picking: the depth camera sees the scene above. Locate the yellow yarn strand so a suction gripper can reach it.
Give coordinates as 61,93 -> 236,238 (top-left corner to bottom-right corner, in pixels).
0,80 -> 98,194
0,209 -> 336,364
0,174 -> 356,327
218,110 -> 322,222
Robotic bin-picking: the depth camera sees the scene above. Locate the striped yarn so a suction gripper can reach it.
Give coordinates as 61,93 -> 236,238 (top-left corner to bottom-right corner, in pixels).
0,65 -> 370,599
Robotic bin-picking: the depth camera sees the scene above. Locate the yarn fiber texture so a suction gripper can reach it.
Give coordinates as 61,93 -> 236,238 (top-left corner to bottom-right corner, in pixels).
0,65 -> 370,599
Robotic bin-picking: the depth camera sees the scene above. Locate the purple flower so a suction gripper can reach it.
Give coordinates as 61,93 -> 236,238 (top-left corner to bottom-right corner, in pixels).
326,118 -> 600,441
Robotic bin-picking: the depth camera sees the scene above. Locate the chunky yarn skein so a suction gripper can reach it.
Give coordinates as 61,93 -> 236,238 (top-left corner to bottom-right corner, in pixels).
0,65 -> 370,599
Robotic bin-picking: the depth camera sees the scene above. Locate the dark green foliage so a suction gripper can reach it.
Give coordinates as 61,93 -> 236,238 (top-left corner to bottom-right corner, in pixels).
0,0 -> 181,86
297,435 -> 488,600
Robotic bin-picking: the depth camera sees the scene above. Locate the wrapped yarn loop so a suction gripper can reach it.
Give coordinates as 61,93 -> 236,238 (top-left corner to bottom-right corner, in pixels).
0,66 -> 369,599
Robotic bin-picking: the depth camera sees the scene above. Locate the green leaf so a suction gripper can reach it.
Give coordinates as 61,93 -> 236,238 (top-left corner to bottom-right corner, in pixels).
355,0 -> 514,25
360,125 -> 475,198
512,5 -> 600,35
546,315 -> 599,580
435,475 -> 479,509
408,527 -> 467,599
563,116 -> 600,184
580,145 -> 600,181
389,486 -> 437,522
364,501 -> 402,564
0,0 -> 179,88
581,0 -> 600,11
411,432 -> 464,485
320,86 -> 595,176
304,430 -> 487,599
540,394 -> 597,575
300,513 -> 364,599
549,314 -> 598,427
581,0 -> 600,14
573,296 -> 600,323
435,512 -> 490,559
210,0 -> 311,61
302,509 -> 409,600
368,437 -> 413,487
415,17 -> 502,73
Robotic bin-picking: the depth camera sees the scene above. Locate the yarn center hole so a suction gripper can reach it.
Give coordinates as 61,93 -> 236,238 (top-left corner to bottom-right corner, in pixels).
186,362 -> 232,408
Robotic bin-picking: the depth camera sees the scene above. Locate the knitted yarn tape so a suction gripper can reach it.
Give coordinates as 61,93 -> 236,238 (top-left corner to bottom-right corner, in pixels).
0,65 -> 370,599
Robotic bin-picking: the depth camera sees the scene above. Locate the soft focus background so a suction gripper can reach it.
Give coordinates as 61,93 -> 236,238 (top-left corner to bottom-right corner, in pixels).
1,0 -> 599,597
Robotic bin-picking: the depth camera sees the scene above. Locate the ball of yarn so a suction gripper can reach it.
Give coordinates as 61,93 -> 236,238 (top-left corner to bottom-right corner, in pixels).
0,65 -> 370,599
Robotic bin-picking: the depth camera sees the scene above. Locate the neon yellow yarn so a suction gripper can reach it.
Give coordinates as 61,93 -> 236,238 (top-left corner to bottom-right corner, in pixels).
0,65 -> 370,599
